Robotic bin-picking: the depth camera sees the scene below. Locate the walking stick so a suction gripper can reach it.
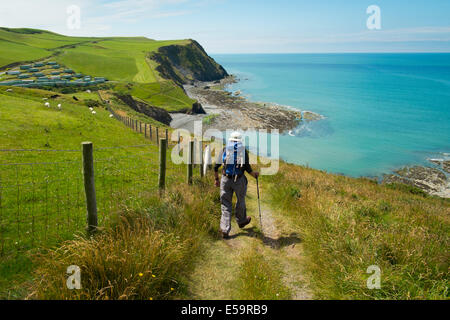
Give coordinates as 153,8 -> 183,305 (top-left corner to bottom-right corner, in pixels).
256,177 -> 263,234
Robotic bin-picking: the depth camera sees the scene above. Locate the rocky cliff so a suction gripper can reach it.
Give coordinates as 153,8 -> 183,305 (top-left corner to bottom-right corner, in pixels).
114,94 -> 172,125
150,40 -> 228,87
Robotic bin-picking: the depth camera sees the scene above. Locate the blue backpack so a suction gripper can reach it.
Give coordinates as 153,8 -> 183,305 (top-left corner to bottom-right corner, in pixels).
223,141 -> 245,177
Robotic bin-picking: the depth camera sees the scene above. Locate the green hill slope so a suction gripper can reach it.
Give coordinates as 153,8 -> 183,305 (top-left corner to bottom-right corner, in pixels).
0,27 -> 226,115
0,86 -> 215,299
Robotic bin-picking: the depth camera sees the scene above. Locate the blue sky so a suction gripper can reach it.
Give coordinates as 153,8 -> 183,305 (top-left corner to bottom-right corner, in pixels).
1,0 -> 450,53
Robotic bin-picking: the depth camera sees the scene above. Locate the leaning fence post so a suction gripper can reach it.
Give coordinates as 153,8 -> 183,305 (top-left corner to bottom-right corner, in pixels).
159,138 -> 167,192
82,142 -> 98,236
187,140 -> 194,185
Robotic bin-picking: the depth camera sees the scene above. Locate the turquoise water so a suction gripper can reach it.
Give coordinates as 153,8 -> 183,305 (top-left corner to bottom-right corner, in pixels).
212,53 -> 450,177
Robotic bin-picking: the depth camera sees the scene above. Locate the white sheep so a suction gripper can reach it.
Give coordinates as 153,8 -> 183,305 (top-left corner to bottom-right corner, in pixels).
57,104 -> 61,109
45,102 -> 50,107
92,111 -> 96,115
109,114 -> 114,118
89,107 -> 94,111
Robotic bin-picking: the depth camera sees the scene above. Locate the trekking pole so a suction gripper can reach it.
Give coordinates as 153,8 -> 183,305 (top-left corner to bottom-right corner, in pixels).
256,177 -> 263,234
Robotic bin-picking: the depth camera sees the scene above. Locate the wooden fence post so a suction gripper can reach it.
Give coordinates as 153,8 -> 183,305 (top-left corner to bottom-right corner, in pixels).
150,125 -> 153,140
165,128 -> 168,141
187,140 -> 194,185
144,123 -> 147,138
156,127 -> 159,142
159,138 -> 167,192
82,142 -> 98,236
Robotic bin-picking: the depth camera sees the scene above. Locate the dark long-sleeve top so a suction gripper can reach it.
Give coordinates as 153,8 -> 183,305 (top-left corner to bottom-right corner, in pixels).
214,147 -> 253,174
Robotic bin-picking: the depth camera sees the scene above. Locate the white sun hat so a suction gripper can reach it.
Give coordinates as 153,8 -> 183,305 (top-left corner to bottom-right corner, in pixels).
229,131 -> 242,142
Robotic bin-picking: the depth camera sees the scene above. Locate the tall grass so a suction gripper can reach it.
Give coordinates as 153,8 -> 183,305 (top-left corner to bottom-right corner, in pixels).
29,179 -> 220,300
264,162 -> 449,299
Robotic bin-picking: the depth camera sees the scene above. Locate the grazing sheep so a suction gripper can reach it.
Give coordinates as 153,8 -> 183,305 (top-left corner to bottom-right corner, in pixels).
6,89 -> 13,92
92,111 -> 96,115
89,107 -> 94,111
109,114 -> 114,118
57,104 -> 61,109
45,102 -> 50,107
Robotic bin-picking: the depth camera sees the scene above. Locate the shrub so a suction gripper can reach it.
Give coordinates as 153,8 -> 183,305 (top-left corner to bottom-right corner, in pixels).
84,99 -> 101,108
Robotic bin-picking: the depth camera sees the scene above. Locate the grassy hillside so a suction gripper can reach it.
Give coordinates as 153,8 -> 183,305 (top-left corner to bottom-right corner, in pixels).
263,162 -> 449,299
0,86 -> 211,298
55,39 -> 189,82
0,28 -> 97,66
0,27 -> 208,114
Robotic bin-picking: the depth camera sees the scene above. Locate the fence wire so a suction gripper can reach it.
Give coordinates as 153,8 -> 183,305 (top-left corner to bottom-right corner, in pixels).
0,109 -> 209,256
0,142 -> 191,256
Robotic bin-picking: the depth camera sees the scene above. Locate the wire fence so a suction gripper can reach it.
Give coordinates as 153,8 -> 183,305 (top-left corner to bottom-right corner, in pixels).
0,102 -> 211,256
108,105 -> 180,147
0,139 -> 198,256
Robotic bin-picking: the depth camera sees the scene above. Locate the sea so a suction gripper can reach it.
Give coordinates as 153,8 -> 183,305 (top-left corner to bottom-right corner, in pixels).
212,53 -> 450,177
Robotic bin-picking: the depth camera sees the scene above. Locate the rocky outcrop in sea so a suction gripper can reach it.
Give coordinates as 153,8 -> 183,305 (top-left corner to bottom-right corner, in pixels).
383,159 -> 450,198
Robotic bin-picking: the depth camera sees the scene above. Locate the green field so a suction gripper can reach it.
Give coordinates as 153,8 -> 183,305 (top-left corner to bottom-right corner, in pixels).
0,28 -> 194,113
0,28 -> 97,66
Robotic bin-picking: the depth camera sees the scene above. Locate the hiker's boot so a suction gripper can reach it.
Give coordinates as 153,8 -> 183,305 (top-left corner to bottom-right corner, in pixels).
221,231 -> 230,239
238,217 -> 252,229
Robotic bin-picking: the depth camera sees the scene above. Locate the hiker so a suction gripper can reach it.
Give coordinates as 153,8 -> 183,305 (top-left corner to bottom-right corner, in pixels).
214,132 -> 259,239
